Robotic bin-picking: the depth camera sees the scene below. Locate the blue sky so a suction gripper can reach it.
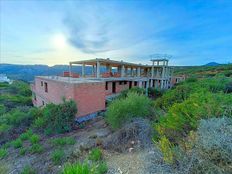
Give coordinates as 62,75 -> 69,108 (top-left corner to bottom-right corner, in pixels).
0,0 -> 232,66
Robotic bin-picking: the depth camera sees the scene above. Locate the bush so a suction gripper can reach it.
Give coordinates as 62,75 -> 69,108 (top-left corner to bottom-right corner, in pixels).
0,148 -> 7,159
118,87 -> 145,99
157,136 -> 174,164
29,143 -> 44,154
88,148 -> 102,161
155,92 -> 232,143
148,88 -> 163,99
0,104 -> 6,115
50,137 -> 75,147
51,149 -> 65,165
62,161 -> 107,174
62,162 -> 91,174
11,139 -> 23,149
224,81 -> 232,93
106,92 -> 152,129
19,147 -> 27,156
19,129 -> 33,141
95,162 -> 108,174
29,134 -> 40,144
21,165 -> 36,174
42,100 -> 77,134
33,117 -> 46,129
177,117 -> 232,173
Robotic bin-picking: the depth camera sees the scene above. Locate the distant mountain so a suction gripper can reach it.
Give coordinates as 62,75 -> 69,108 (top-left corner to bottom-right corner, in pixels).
204,62 -> 221,66
0,64 -> 95,82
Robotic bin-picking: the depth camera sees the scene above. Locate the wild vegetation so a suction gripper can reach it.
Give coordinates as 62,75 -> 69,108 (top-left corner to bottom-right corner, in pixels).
104,65 -> 232,173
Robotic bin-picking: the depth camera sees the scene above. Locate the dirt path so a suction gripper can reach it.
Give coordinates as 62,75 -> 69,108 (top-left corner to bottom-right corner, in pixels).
105,147 -> 174,174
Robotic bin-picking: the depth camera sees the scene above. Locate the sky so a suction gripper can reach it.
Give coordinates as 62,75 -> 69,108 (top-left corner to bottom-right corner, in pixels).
0,0 -> 232,66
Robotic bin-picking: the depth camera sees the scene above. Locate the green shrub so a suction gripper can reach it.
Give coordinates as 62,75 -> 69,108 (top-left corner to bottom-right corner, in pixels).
43,100 -> 77,134
21,165 -> 36,174
50,137 -> 75,147
0,104 -> 6,115
88,148 -> 102,161
51,149 -> 65,165
157,136 -> 174,164
155,92 -> 232,143
29,134 -> 40,144
118,87 -> 145,99
186,77 -> 198,83
148,87 -> 163,99
29,143 -> 43,154
0,123 -> 11,134
224,81 -> 232,93
106,92 -> 152,129
33,117 -> 46,129
19,129 -> 33,141
11,139 -> 23,149
177,117 -> 232,174
19,147 -> 27,156
62,162 -> 91,174
0,148 -> 8,159
95,162 -> 108,174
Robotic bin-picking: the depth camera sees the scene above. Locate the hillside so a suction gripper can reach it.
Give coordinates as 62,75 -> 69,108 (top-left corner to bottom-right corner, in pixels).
174,63 -> 232,77
0,66 -> 232,174
0,64 -> 94,82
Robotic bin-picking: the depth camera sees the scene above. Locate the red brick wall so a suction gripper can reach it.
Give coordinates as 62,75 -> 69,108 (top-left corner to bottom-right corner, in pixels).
32,77 -> 106,118
74,82 -> 106,117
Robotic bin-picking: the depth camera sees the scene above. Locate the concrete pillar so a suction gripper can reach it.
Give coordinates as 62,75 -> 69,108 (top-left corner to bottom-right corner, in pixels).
151,61 -> 154,78
150,80 -> 153,87
82,64 -> 85,77
92,65 -> 95,76
121,65 -> 125,77
145,80 -> 149,96
96,61 -> 100,78
138,81 -> 143,88
118,66 -> 121,74
162,66 -> 165,78
69,63 -> 72,77
125,67 -> 128,76
137,67 -> 141,77
161,80 -> 163,89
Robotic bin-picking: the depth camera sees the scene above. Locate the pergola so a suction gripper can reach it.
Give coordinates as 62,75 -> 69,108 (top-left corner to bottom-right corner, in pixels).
69,58 -> 149,78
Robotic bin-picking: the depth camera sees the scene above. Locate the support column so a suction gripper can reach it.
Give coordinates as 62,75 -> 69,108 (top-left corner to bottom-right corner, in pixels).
138,81 -> 143,88
151,62 -> 154,78
96,61 -> 100,78
121,65 -> 125,77
150,80 -> 153,87
125,67 -> 128,76
162,66 -> 165,78
161,80 -> 164,89
137,67 -> 141,77
145,80 -> 149,96
131,67 -> 133,76
82,64 -> 85,77
92,65 -> 95,76
69,63 -> 72,77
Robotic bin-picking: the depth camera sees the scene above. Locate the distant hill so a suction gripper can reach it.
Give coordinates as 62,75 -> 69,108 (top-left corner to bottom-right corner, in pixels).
0,64 -> 95,82
204,62 -> 221,66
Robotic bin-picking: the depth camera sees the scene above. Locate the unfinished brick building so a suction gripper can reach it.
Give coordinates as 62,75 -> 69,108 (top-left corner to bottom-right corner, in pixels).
31,58 -> 182,121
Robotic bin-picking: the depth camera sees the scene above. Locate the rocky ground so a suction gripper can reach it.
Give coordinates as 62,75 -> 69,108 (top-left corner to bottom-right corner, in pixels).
0,117 -> 174,174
